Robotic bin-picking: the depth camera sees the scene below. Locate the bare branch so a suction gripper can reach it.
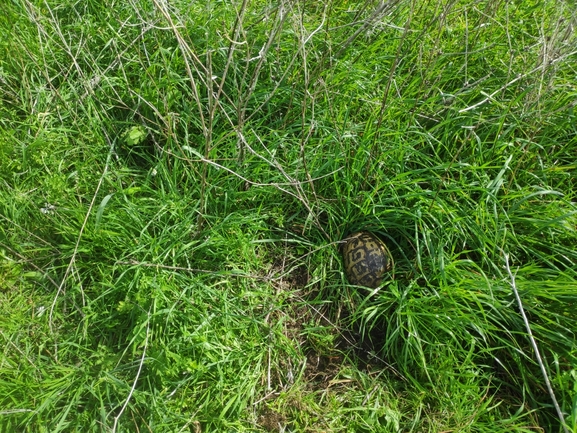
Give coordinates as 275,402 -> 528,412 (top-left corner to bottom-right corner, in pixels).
504,254 -> 570,433
111,311 -> 151,433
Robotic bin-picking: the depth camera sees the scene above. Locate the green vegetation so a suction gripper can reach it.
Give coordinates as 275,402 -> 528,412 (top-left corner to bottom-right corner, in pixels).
1,0 -> 576,431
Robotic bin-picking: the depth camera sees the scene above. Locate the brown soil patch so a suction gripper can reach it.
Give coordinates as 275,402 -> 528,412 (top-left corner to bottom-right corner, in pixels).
258,407 -> 287,432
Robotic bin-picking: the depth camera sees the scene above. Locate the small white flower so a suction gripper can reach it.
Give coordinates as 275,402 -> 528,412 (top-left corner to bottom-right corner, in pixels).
40,203 -> 56,214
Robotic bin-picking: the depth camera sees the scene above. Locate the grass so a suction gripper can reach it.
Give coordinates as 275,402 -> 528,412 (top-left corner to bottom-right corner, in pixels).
1,0 -> 576,431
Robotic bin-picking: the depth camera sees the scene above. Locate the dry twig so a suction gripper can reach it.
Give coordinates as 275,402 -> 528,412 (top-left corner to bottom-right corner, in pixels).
504,254 -> 570,433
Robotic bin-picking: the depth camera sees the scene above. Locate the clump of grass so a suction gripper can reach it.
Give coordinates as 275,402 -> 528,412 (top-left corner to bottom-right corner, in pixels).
1,0 -> 576,432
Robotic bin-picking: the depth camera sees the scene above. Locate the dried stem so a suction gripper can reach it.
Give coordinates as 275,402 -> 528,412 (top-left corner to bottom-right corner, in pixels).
111,311 -> 151,433
504,254 -> 570,433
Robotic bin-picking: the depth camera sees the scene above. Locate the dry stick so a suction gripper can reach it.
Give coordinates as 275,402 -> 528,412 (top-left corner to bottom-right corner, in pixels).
297,3 -> 327,212
216,0 -> 249,104
171,139 -> 342,241
236,0 -> 290,163
0,241 -> 60,291
370,0 -> 412,171
41,0 -> 118,335
151,1 -> 323,238
249,131 -> 330,239
459,48 -> 577,113
115,260 -> 267,280
151,0 -> 211,228
335,0 -> 398,59
181,143 -> 342,189
152,0 -> 325,239
176,68 -> 332,239
213,0 -> 249,164
242,1 -> 288,109
48,140 -> 115,335
209,3 -> 303,124
197,48 -> 215,229
38,0 -> 152,324
31,0 -> 151,336
503,254 -> 570,433
152,0 -> 209,129
111,312 -> 151,433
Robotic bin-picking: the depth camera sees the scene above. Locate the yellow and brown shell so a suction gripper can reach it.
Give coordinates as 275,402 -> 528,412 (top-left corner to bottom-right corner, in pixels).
342,231 -> 392,288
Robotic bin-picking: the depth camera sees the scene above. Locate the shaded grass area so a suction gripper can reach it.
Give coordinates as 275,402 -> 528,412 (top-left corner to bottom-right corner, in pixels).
1,0 -> 576,431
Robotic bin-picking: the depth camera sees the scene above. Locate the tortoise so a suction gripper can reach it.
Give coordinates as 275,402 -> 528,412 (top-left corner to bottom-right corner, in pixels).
342,231 -> 392,288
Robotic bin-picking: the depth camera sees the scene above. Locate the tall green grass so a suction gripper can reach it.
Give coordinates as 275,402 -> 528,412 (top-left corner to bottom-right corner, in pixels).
1,0 -> 576,431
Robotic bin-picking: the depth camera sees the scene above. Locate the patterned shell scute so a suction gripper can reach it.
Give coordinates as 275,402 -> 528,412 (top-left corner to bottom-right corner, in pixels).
342,231 -> 391,289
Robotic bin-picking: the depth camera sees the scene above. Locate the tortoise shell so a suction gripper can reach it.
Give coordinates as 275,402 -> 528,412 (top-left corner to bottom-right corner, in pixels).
342,231 -> 391,288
